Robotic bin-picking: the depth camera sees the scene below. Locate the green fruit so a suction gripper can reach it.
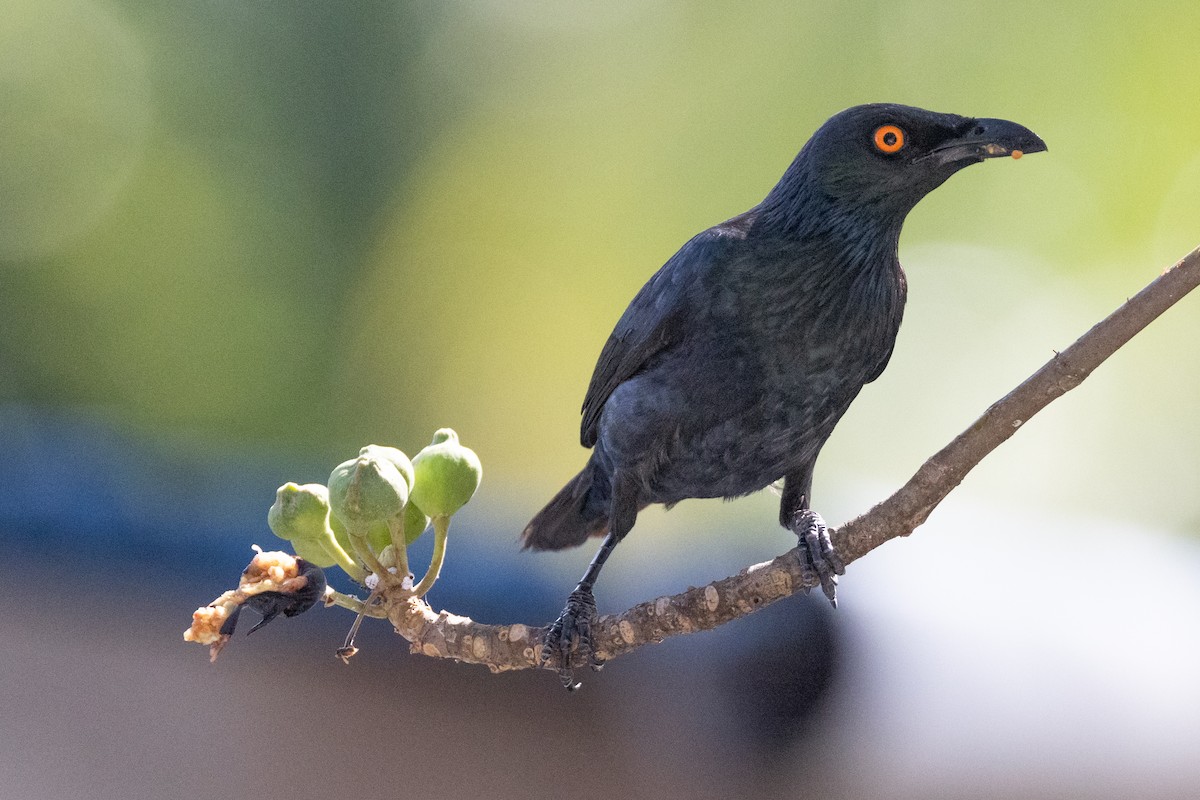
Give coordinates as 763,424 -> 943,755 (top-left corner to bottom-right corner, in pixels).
267,482 -> 363,575
329,513 -> 353,556
402,498 -> 430,545
328,452 -> 409,529
409,428 -> 481,519
365,499 -> 429,553
268,482 -> 338,566
358,445 -> 415,491
267,482 -> 332,544
366,520 -> 391,554
289,537 -> 338,569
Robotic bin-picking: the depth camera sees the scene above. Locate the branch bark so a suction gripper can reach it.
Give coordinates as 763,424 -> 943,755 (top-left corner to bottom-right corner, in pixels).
381,245 -> 1200,674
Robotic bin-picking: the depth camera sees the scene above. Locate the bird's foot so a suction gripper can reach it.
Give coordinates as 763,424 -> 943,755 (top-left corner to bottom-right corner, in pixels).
790,509 -> 845,608
541,586 -> 604,691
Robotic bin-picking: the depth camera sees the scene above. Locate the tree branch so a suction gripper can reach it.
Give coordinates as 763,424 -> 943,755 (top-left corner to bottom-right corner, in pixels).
381,245 -> 1200,674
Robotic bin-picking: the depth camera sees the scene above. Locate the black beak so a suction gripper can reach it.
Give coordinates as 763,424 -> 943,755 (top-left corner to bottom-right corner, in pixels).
925,117 -> 1047,167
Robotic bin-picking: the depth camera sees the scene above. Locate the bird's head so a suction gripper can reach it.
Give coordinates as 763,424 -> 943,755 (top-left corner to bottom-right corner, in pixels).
778,103 -> 1046,223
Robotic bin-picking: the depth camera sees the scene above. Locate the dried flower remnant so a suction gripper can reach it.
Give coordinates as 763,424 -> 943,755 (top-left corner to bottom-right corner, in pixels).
184,548 -> 326,662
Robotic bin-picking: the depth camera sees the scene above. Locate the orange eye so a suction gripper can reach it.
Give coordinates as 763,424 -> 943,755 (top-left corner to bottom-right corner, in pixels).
873,124 -> 905,154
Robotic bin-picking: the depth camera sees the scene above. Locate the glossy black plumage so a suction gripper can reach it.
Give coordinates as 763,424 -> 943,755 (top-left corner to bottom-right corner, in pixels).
524,104 -> 1045,688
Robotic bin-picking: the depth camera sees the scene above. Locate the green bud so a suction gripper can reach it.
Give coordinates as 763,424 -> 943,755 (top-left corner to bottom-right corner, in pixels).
289,537 -> 337,568
366,520 -> 392,554
365,488 -> 428,552
358,445 -> 415,492
268,482 -> 365,579
328,452 -> 409,529
402,498 -> 430,545
267,483 -> 338,567
409,428 -> 482,519
329,513 -> 353,556
268,482 -> 333,543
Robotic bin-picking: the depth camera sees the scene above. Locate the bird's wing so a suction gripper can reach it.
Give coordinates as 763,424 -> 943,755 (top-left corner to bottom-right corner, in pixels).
863,262 -> 907,384
580,227 -> 736,448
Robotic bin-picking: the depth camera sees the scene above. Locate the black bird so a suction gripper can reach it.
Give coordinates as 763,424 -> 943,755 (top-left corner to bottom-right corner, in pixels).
523,103 -> 1045,689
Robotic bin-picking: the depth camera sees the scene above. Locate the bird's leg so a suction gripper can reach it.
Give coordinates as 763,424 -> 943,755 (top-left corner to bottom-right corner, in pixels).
541,531 -> 615,690
781,469 -> 845,607
542,472 -> 637,690
792,508 -> 844,607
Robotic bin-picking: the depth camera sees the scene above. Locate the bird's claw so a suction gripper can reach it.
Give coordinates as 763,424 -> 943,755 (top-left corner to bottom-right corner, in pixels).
791,509 -> 845,607
541,587 -> 604,690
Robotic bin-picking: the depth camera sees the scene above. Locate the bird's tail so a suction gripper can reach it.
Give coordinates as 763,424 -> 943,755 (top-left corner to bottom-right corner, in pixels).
521,461 -> 609,551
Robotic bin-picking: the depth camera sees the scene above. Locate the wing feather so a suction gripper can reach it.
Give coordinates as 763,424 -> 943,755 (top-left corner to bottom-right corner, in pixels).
580,226 -> 742,447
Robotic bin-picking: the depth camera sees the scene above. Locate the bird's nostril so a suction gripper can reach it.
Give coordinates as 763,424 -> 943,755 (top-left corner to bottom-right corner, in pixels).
973,125 -> 986,136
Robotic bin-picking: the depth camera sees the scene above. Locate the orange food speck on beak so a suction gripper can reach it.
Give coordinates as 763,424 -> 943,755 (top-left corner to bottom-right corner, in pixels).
1011,150 -> 1024,160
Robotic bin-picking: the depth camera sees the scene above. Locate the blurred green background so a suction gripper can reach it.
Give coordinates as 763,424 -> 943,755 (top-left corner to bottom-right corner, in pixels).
5,0 -> 1199,514
3,2 -> 1200,798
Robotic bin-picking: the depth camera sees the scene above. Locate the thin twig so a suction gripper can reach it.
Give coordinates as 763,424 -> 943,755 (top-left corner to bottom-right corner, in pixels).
325,588 -> 389,618
378,245 -> 1200,673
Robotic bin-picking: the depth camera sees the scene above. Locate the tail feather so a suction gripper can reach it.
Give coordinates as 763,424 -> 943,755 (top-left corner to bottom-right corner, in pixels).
522,463 -> 609,551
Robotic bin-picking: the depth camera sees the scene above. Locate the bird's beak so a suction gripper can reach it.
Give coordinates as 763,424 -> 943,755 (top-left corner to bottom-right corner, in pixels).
924,118 -> 1047,166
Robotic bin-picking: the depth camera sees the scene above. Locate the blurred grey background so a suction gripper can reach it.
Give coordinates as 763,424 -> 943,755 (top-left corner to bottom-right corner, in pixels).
2,1 -> 1199,798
